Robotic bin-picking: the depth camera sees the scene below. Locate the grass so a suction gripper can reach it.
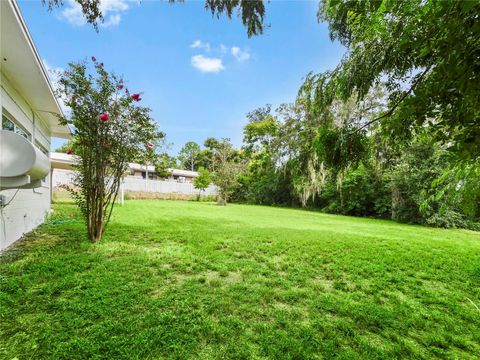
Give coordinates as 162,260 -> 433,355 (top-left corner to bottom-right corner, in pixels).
1,200 -> 479,359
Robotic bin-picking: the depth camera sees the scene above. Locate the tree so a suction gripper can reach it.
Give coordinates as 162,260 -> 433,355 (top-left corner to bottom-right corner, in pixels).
243,104 -> 279,156
211,139 -> 245,205
195,137 -> 221,171
178,141 -> 200,171
308,0 -> 480,162
57,57 -> 162,241
44,0 -> 266,37
237,105 -> 282,204
193,167 -> 211,200
154,153 -> 177,179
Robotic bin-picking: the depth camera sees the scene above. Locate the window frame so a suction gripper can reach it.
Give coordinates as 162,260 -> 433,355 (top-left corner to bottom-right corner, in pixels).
2,113 -> 31,140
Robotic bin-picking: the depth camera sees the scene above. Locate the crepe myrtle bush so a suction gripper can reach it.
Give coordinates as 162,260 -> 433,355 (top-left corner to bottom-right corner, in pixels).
57,57 -> 164,241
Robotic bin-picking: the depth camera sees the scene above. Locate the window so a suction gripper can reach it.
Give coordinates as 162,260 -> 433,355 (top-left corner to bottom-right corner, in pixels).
141,171 -> 157,180
2,114 -> 30,140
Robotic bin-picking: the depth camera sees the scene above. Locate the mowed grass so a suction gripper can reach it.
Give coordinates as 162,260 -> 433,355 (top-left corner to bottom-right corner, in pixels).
1,201 -> 480,359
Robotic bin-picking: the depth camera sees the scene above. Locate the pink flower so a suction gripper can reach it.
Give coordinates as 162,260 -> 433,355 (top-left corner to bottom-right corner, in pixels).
146,143 -> 154,149
131,93 -> 141,101
99,113 -> 109,122
91,56 -> 96,62
117,83 -> 124,90
67,149 -> 73,155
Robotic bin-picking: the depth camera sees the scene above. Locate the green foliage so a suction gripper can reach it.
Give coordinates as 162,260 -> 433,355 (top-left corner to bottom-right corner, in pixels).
153,153 -> 177,179
2,201 -> 480,358
193,167 -> 211,190
56,58 -> 162,241
178,141 -> 201,171
193,167 -> 211,200
192,137 -> 222,171
54,138 -> 77,153
210,139 -> 246,205
313,0 -> 480,162
318,165 -> 390,218
313,126 -> 366,172
236,99 -> 479,229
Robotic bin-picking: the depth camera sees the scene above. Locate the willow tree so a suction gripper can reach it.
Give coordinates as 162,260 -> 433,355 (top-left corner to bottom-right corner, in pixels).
57,58 -> 162,241
311,0 -> 480,162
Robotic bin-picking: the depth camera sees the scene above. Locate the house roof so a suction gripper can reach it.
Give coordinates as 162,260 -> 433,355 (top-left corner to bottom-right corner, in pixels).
51,154 -> 199,178
129,162 -> 199,177
169,168 -> 199,178
1,0 -> 70,138
50,152 -> 77,170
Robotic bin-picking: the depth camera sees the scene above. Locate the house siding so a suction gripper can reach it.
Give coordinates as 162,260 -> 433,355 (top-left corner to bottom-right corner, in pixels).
1,72 -> 52,251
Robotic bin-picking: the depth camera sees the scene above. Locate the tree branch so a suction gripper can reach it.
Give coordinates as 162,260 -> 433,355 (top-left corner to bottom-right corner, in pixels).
353,66 -> 432,134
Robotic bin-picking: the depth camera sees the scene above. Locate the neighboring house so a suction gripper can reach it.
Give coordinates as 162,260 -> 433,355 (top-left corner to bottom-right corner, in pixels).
128,163 -> 198,183
51,153 -> 200,184
0,0 -> 70,250
50,153 -> 218,196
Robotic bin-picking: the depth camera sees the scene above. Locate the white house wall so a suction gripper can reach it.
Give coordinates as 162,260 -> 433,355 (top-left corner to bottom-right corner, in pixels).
1,72 -> 53,250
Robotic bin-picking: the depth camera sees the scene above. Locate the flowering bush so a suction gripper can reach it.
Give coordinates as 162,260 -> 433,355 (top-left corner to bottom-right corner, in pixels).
57,57 -> 163,241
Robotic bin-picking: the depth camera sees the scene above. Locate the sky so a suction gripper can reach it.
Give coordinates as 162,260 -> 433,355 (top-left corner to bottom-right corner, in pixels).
19,0 -> 345,155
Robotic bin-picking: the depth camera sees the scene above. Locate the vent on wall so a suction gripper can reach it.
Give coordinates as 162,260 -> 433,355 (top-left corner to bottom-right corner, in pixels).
0,130 -> 50,190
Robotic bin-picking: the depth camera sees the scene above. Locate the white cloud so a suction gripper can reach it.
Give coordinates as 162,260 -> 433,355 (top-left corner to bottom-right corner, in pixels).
60,0 -> 131,28
191,55 -> 224,73
101,14 -> 122,28
231,46 -> 251,62
42,59 -> 69,115
60,1 -> 85,26
190,40 -> 211,52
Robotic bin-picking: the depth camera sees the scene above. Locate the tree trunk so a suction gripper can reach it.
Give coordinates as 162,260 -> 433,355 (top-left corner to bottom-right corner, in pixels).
217,194 -> 227,206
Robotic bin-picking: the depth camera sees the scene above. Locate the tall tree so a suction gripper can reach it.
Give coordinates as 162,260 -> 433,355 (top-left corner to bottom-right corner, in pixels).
211,139 -> 245,205
309,0 -> 480,162
178,141 -> 201,171
196,137 -> 221,171
153,153 -> 177,179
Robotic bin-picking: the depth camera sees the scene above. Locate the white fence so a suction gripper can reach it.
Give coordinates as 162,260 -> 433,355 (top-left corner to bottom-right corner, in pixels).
52,169 -> 218,196
122,177 -> 218,195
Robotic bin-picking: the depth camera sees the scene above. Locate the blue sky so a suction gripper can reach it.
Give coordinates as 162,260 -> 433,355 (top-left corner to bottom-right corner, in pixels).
19,0 -> 345,155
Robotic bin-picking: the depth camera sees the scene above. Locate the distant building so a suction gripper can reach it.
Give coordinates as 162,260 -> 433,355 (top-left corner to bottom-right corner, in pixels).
51,154 -> 200,183
50,153 -> 218,196
128,163 -> 198,183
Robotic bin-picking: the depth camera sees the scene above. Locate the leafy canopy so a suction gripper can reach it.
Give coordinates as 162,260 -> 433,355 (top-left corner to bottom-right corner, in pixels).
193,167 -> 211,192
309,0 -> 480,162
178,141 -> 201,171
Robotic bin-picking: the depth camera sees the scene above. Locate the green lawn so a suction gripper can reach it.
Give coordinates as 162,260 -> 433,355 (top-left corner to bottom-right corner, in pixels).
1,201 -> 479,359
